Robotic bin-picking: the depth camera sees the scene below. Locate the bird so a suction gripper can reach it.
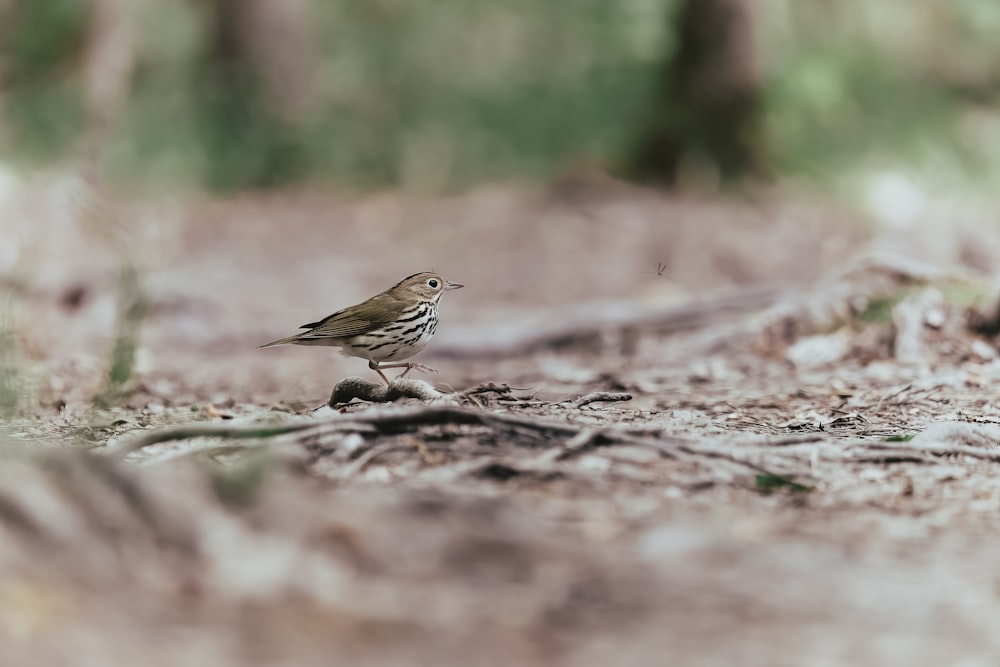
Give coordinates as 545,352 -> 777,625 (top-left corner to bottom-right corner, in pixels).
259,272 -> 463,384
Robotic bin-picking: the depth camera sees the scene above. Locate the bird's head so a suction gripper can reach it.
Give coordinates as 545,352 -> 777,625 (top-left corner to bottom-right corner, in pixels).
394,272 -> 463,302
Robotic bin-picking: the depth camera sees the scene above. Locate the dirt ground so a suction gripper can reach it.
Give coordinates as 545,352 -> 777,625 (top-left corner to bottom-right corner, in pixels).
3,176 -> 1000,665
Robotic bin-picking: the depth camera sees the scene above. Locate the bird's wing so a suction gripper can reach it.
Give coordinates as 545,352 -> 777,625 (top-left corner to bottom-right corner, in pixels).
298,294 -> 401,338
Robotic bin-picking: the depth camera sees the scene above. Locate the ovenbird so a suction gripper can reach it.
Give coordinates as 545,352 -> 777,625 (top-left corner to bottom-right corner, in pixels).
259,272 -> 463,384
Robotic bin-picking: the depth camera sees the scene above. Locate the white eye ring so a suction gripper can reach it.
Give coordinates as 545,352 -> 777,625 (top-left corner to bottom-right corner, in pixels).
428,279 -> 439,288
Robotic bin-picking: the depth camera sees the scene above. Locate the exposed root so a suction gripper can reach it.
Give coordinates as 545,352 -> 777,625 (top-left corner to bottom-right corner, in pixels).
102,404 -> 808,483
329,377 -> 445,405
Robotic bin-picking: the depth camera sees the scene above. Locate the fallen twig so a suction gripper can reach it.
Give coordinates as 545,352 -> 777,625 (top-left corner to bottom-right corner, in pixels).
761,434 -> 827,447
101,421 -> 326,459
543,428 -> 601,463
864,442 -> 1000,463
842,452 -> 939,464
571,392 -> 633,409
339,443 -> 414,480
461,383 -> 514,397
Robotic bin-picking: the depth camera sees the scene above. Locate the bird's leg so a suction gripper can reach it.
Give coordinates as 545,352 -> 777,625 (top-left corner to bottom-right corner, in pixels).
374,362 -> 439,379
368,360 -> 391,385
402,363 -> 438,378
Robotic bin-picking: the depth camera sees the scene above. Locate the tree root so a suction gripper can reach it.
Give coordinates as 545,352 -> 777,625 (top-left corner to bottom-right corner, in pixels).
329,377 -> 445,405
102,404 -> 813,484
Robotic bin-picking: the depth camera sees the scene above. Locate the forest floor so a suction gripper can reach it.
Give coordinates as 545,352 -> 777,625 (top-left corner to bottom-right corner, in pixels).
3,178 -> 1000,665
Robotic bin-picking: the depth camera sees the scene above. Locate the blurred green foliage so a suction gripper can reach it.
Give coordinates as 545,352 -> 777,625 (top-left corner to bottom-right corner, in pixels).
2,0 -> 90,159
0,298 -> 20,418
93,267 -> 149,408
764,0 -> 1000,192
1,0 -> 999,192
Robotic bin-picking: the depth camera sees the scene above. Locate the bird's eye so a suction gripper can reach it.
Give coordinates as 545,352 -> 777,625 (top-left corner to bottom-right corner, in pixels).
428,279 -> 439,288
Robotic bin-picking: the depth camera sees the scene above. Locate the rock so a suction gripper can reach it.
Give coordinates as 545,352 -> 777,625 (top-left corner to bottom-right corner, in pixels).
785,332 -> 850,368
893,288 -> 944,366
970,339 -> 996,361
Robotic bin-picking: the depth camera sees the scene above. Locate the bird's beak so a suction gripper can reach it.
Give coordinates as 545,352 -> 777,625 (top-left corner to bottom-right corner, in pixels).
445,280 -> 464,291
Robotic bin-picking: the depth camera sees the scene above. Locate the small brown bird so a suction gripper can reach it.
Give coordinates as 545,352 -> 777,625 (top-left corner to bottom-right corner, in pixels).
259,272 -> 463,384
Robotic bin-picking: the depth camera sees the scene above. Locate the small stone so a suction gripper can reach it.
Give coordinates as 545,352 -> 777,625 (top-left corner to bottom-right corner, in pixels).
893,288 -> 944,365
971,339 -> 996,361
858,468 -> 888,482
924,307 -> 946,329
785,332 -> 850,368
341,433 -> 366,454
577,455 -> 612,472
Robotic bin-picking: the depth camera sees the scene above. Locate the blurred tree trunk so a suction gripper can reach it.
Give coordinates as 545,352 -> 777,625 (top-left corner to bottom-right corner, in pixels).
626,0 -> 767,187
81,0 -> 135,147
210,0 -> 315,123
202,0 -> 316,189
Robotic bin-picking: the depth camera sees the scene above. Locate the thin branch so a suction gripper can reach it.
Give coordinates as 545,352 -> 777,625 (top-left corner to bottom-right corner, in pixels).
865,442 -> 1000,463
760,434 -> 827,447
571,392 -> 633,408
102,422 -> 325,459
339,443 -> 413,480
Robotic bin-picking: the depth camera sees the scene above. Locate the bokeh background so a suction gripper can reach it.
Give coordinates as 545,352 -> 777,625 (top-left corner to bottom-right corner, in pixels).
4,0 -> 1000,195
5,4 -> 1000,666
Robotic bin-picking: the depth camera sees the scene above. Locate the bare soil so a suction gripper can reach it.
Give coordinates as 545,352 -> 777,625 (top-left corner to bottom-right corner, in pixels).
3,179 -> 1000,665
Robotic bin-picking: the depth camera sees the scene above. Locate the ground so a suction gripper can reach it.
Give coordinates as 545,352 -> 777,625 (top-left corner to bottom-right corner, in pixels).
2,177 -> 1000,665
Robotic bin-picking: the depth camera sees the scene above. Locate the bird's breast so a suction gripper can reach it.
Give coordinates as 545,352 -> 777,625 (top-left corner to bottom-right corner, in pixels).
341,304 -> 438,362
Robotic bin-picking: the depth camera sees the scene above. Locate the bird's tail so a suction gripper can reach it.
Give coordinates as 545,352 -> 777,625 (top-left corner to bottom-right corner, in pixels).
258,334 -> 301,349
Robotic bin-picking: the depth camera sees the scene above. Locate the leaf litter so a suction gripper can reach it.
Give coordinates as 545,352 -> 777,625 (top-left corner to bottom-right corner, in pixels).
4,189 -> 1000,664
